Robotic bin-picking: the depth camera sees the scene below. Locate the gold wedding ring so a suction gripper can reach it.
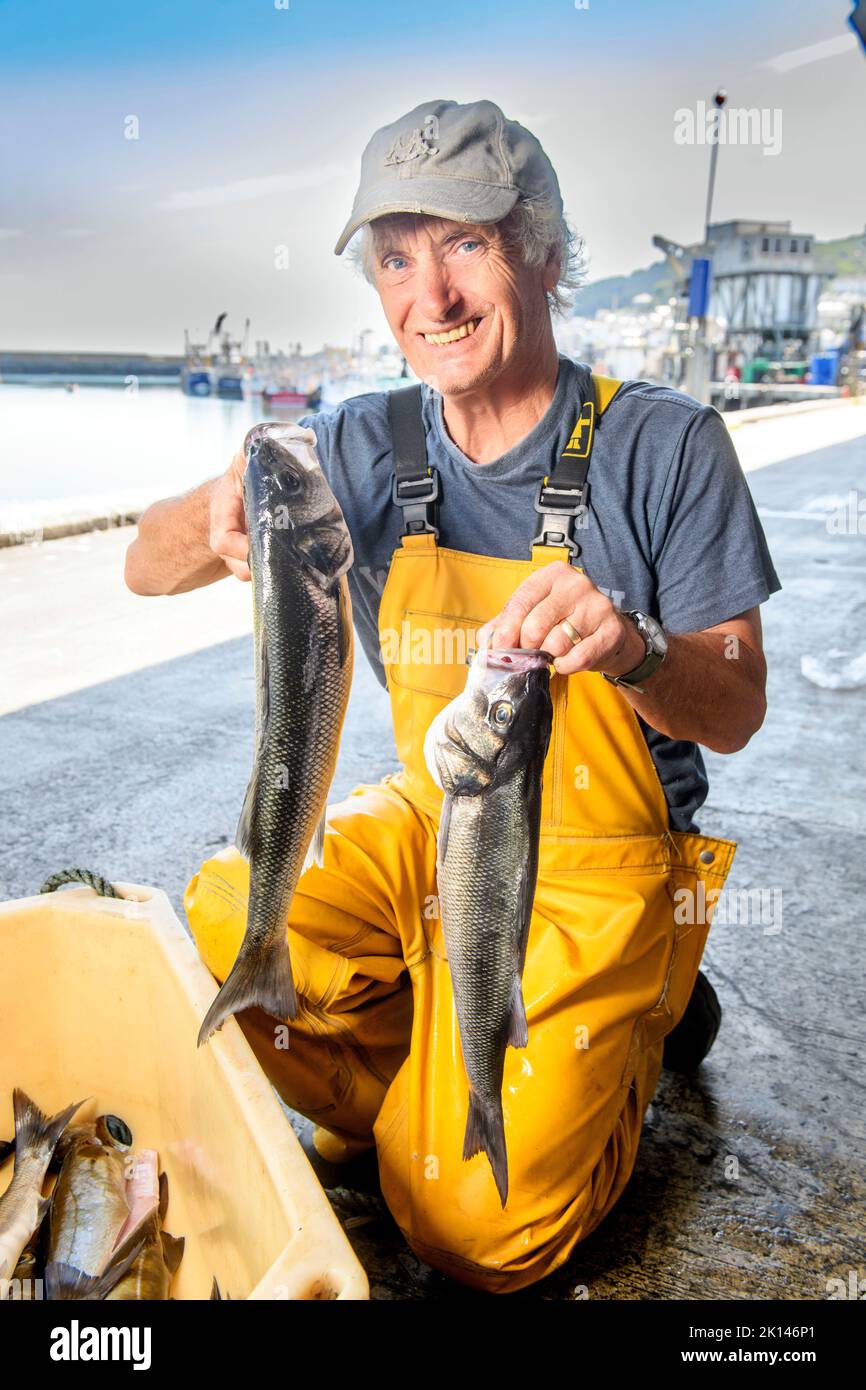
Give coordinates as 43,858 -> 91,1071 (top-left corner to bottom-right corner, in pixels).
559,618 -> 583,646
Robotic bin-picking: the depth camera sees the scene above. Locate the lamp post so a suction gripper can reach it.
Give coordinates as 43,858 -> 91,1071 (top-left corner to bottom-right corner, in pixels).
687,90 -> 726,404
704,90 -> 727,244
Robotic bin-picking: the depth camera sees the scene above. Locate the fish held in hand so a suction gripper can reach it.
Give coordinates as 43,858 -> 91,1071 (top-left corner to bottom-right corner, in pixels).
198,423 -> 354,1045
425,647 -> 554,1208
0,1089 -> 82,1281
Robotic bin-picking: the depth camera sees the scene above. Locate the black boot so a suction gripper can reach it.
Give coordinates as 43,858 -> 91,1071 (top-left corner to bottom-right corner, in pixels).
662,970 -> 722,1073
296,1119 -> 382,1194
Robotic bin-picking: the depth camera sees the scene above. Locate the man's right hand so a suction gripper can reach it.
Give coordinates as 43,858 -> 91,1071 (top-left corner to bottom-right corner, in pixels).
210,446 -> 251,583
125,441 -> 252,597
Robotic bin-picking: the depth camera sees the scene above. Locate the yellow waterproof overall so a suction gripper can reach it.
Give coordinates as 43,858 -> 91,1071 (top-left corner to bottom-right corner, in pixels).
185,377 -> 736,1293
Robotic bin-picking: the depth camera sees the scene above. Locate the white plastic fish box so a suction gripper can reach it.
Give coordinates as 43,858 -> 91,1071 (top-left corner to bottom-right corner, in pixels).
0,883 -> 368,1300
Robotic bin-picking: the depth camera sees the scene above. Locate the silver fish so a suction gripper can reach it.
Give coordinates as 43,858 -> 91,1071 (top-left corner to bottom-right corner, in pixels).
47,1137 -> 130,1278
0,1090 -> 82,1281
425,647 -> 553,1207
198,423 -> 354,1044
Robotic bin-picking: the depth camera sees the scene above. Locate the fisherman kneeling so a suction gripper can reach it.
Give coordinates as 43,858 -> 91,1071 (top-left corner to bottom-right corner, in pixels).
126,98 -> 780,1294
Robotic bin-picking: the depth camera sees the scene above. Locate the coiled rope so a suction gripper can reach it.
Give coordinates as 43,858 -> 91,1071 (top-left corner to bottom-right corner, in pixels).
39,868 -> 119,898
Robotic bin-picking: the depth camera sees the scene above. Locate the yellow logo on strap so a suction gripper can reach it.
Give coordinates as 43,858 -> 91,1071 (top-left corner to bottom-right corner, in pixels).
563,401 -> 595,459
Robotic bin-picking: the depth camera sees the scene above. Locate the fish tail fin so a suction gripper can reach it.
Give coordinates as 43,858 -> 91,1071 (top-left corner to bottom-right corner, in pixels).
197,937 -> 298,1046
46,1232 -> 147,1301
12,1089 -> 83,1167
506,980 -> 529,1049
463,1090 -> 509,1208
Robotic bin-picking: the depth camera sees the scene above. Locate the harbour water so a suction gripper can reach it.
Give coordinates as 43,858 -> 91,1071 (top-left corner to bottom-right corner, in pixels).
0,384 -> 307,534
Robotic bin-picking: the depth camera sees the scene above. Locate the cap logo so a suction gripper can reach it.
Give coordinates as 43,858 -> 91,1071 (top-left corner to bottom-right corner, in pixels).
383,114 -> 439,167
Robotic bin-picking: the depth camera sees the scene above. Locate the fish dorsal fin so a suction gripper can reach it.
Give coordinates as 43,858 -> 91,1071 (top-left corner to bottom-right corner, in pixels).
161,1231 -> 185,1276
236,777 -> 256,860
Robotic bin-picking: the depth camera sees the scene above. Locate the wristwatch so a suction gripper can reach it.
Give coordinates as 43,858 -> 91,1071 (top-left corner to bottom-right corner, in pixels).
603,611 -> 668,693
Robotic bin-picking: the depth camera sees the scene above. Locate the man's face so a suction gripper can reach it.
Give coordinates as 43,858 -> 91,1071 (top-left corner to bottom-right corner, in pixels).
370,214 -> 558,398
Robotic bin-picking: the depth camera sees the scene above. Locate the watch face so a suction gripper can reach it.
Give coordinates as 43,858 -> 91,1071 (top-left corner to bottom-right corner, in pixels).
643,614 -> 668,655
629,610 -> 667,656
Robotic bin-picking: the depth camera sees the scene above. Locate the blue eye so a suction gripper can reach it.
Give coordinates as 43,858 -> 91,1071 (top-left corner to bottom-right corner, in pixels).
457,240 -> 481,254
384,256 -> 408,271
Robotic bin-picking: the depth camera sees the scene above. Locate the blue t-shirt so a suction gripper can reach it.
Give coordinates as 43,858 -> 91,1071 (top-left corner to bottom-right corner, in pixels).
296,354 -> 781,832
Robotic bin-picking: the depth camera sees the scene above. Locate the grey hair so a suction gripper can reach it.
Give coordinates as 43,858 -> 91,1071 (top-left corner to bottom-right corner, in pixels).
347,198 -> 586,317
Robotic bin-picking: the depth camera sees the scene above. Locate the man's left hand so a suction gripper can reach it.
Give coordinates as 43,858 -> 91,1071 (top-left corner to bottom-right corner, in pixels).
476,560 -> 647,678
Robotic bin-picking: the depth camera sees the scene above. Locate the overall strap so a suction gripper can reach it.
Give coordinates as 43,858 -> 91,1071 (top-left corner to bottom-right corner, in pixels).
532,373 -> 622,563
388,384 -> 440,538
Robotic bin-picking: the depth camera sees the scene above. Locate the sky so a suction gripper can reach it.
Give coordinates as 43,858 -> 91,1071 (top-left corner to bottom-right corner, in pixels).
1,0 -> 864,354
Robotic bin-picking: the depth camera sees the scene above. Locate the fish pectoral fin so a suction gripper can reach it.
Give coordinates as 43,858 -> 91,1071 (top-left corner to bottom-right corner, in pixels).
506,979 -> 529,1050
301,812 -> 327,873
337,576 -> 353,669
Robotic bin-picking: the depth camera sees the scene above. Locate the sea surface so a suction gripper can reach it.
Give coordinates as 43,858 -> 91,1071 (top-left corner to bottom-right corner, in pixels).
0,383 -> 306,533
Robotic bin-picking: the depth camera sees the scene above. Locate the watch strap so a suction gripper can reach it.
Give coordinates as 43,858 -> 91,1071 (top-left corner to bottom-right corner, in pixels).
603,612 -> 665,691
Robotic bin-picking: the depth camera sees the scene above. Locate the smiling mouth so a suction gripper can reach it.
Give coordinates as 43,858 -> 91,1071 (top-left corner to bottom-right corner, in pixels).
421,317 -> 481,345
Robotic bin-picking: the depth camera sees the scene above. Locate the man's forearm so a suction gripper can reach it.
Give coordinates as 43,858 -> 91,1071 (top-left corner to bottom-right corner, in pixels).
125,478 -> 228,596
615,630 -> 767,754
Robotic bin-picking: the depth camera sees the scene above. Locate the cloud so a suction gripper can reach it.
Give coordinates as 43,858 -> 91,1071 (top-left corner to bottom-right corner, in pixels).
0,228 -> 22,238
763,32 -> 858,73
60,228 -> 94,238
156,162 -> 349,211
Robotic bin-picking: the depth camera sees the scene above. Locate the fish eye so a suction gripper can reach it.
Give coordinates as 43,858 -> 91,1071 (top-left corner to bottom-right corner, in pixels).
489,699 -> 513,727
283,470 -> 301,491
104,1114 -> 133,1147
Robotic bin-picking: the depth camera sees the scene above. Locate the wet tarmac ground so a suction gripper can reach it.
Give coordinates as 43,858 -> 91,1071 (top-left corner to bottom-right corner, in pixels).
1,421 -> 864,1299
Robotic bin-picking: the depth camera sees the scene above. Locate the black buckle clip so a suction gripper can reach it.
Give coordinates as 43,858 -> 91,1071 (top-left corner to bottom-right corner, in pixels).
532,478 -> 589,559
391,469 -> 440,538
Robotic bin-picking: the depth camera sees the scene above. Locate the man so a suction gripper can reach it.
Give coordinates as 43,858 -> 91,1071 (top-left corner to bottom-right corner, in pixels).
125,99 -> 780,1294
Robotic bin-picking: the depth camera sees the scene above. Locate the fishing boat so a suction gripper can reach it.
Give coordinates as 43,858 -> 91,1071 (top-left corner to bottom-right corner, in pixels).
181,314 -> 251,398
261,385 -> 308,408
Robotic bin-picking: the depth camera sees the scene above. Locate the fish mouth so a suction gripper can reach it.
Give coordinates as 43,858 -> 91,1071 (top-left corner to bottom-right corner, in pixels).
245,423 -> 319,471
477,647 -> 554,674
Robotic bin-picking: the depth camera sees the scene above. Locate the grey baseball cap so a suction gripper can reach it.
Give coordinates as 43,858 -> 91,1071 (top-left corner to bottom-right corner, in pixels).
333,98 -> 563,256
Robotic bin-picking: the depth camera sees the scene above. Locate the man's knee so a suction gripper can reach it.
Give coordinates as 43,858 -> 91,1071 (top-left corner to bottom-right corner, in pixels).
397,1172 -> 602,1295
